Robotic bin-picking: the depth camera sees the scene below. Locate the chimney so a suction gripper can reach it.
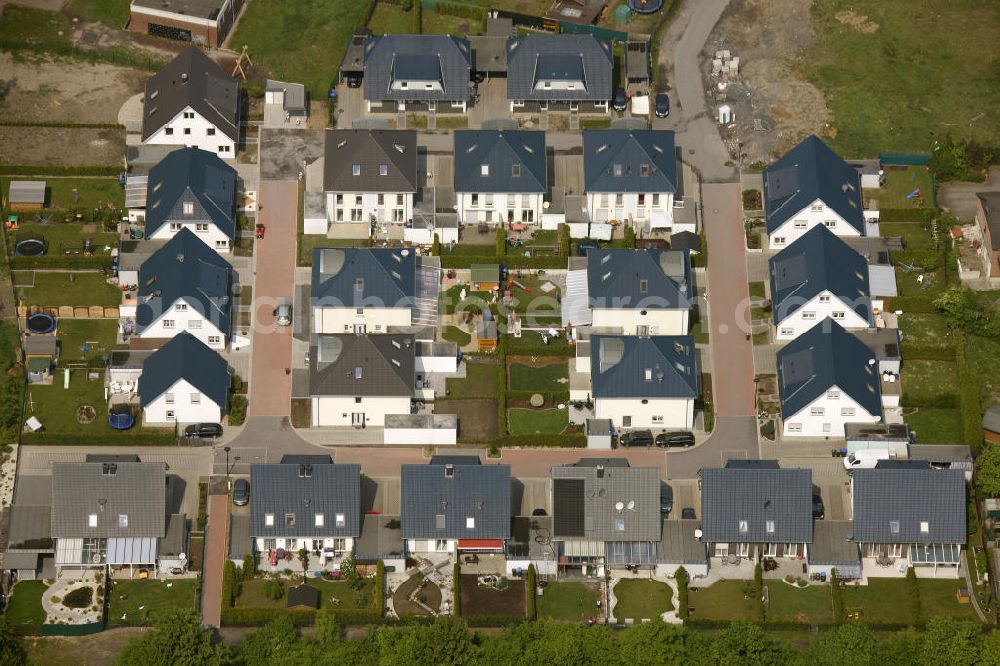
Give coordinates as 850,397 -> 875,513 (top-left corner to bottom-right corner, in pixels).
596,465 -> 605,478
445,464 -> 455,478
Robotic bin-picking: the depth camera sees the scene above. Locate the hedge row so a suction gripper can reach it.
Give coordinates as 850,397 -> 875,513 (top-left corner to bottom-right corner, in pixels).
879,208 -> 932,223
0,121 -> 123,129
10,255 -> 111,270
464,614 -> 524,627
0,165 -> 121,177
831,569 -> 844,623
223,560 -> 238,607
899,341 -> 955,361
376,560 -> 386,614
682,617 -> 916,632
22,430 -> 177,446
221,606 -> 382,626
440,254 -> 569,270
526,565 -> 536,620
499,434 -> 586,448
956,332 -> 984,450
453,563 -> 462,616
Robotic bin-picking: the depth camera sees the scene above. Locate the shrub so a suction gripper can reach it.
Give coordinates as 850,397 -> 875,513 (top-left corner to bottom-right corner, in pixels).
464,614 -> 523,627
62,586 -> 93,609
623,225 -> 635,247
906,566 -> 921,625
376,560 -> 386,616
222,560 -> 238,607
453,563 -> 461,616
243,554 -> 257,579
559,224 -> 570,257
432,233 -> 440,256
229,395 -> 248,426
754,563 -> 765,622
675,567 -> 689,620
412,0 -> 422,33
955,333 -> 983,450
526,565 -> 536,620
495,228 -> 507,256
830,569 -> 844,623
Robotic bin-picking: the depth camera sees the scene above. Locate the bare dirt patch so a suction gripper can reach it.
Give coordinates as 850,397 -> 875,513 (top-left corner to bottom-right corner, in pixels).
393,573 -> 443,617
433,398 -> 499,442
834,10 -> 879,33
704,0 -> 833,163
460,574 -> 526,618
0,53 -> 145,124
0,125 -> 124,167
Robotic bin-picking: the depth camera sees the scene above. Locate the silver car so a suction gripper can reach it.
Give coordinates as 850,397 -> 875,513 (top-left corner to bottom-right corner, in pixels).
274,302 -> 293,327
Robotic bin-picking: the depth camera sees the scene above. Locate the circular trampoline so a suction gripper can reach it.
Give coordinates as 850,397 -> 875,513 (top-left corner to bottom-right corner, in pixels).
26,313 -> 56,334
15,238 -> 46,256
108,405 -> 135,430
628,0 -> 664,12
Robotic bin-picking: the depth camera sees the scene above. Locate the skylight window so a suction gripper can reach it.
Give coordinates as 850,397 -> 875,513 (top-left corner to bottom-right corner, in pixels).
615,518 -> 625,531
512,164 -> 521,177
315,513 -> 325,527
613,164 -> 623,177
889,520 -> 900,534
336,513 -> 346,527
738,520 -> 749,533
920,521 -> 929,533
352,164 -> 361,176
265,513 -> 275,527
481,164 -> 490,176
765,520 -> 775,534
466,517 -> 475,529
88,514 -> 98,528
379,164 -> 388,176
354,367 -> 363,380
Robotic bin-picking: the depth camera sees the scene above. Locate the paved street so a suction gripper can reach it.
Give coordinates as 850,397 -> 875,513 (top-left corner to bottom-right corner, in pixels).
247,180 -> 297,417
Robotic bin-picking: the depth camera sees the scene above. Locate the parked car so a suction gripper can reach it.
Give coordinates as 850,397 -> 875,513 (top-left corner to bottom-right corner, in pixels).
655,93 -> 670,118
612,87 -> 628,112
185,423 -> 223,439
680,507 -> 696,520
843,448 -> 891,472
618,430 -> 654,448
274,301 -> 293,327
233,478 -> 250,507
655,431 -> 695,448
346,74 -> 362,88
812,493 -> 825,520
660,485 -> 674,515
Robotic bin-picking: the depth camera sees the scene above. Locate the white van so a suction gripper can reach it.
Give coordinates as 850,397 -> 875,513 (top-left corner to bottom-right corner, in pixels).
844,448 -> 891,472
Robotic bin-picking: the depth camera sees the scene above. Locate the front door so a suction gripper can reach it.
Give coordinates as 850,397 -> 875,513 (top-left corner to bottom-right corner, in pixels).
351,412 -> 365,427
354,324 -> 366,334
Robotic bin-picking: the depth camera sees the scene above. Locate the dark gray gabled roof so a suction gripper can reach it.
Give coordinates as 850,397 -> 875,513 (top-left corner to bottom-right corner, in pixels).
453,131 -> 546,194
851,468 -> 966,544
587,248 -> 692,310
700,467 -> 813,543
506,34 -> 613,101
808,520 -> 859,567
139,332 -> 229,409
323,130 -> 418,193
763,135 -> 864,235
363,34 -> 472,102
551,465 -> 660,541
309,334 -> 414,397
977,192 -> 1000,240
145,147 -> 236,239
769,224 -> 873,325
430,455 -> 481,466
142,45 -> 239,142
776,318 -> 882,421
250,463 -> 361,538
400,464 -> 511,539
51,462 -> 167,539
583,130 -> 677,193
590,335 -> 699,399
136,228 -> 233,335
311,248 -> 416,309
657,519 -> 707,565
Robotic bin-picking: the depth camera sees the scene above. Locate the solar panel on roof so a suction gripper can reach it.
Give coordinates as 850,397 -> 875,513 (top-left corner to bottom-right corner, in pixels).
773,254 -> 808,291
780,348 -> 815,385
553,478 -> 585,537
766,166 -> 799,200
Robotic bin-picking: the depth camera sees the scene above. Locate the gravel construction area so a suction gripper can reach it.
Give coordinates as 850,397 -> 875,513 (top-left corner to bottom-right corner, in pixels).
0,125 -> 124,166
0,53 -> 146,124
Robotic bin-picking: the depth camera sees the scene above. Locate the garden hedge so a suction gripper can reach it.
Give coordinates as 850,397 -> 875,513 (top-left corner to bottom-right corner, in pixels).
675,567 -> 689,620
956,332 -> 984,449
0,165 -> 121,177
831,569 -> 844,623
464,614 -> 524,627
453,563 -> 462,616
221,606 -> 382,626
526,565 -> 536,620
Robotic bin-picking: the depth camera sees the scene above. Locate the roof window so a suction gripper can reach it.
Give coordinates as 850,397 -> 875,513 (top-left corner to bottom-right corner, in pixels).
738,520 -> 749,533
352,164 -> 361,176
379,164 -> 388,176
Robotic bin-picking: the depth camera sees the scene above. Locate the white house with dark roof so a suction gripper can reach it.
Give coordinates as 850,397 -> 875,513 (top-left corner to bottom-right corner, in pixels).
323,130 -> 418,229
310,248 -> 417,334
851,465 -> 966,578
576,335 -> 699,430
141,46 -> 240,158
764,135 -> 875,249
583,130 -> 678,231
777,318 -> 883,438
250,462 -> 361,569
139,332 -> 229,425
453,130 -> 547,226
361,35 -> 472,112
770,224 -> 874,340
506,34 -> 613,112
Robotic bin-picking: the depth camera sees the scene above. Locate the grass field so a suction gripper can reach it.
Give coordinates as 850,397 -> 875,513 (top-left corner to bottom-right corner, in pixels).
0,5 -> 70,48
56,318 -> 124,365
902,360 -> 958,407
508,408 -> 567,435
508,361 -> 567,390
689,581 -> 758,621
898,313 -> 953,346
1,176 -> 124,212
66,0 -> 130,27
423,10 -> 475,35
876,167 -> 935,210
367,2 -> 411,34
442,325 -> 472,347
802,0 -> 1000,157
107,579 -> 199,627
537,582 -> 600,623
967,335 -> 1000,404
11,222 -> 119,252
904,408 -> 964,444
842,578 -> 979,624
17,271 -> 121,307
3,580 -> 48,626
765,583 -> 834,625
612,579 -> 673,621
236,578 -> 375,610
446,362 -> 499,397
231,0 -> 371,99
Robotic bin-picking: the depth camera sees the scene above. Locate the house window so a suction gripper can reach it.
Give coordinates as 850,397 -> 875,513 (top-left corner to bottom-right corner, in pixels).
166,410 -> 175,420
183,201 -> 194,216
393,208 -> 404,222
263,538 -> 276,550
175,303 -> 188,312
379,164 -> 388,176
183,111 -> 194,119
639,279 -> 648,293
377,194 -> 384,206
765,520 -> 775,534
312,539 -> 323,551
613,164 -> 623,177
543,81 -> 551,89
811,204 -> 824,212
794,221 -> 808,229
336,209 -> 344,221
315,514 -> 325,527
196,223 -> 208,232
169,223 -> 182,231
774,237 -> 786,245
336,513 -> 346,527
738,520 -> 748,534
763,543 -> 777,557
207,336 -> 221,344
265,513 -> 275,527
615,518 -> 625,531
802,311 -> 816,320
651,415 -> 664,423
396,194 -> 403,205
165,393 -> 175,404
640,164 -> 650,177
788,423 -> 802,432
652,193 -> 660,206
88,514 -> 98,527
481,164 -> 490,176
831,311 -> 845,319
920,521 -> 929,534
183,128 -> 191,135
466,517 -> 475,529
207,128 -> 215,136
512,164 -> 521,177
219,146 -> 231,153
819,295 -> 831,303
352,164 -> 361,176
810,407 -> 825,416
714,543 -> 729,557
615,193 -> 623,206
188,392 -> 200,405
600,193 -> 609,208
471,194 -> 479,207
285,538 -> 297,549
827,390 -> 840,399
825,220 -> 837,228
780,328 -> 794,336
355,195 -> 363,205
354,397 -> 362,404
351,208 -> 363,221
189,319 -> 202,329
841,407 -> 855,417
484,194 -> 494,208
165,127 -> 174,136
638,193 -> 646,206
285,513 -> 296,527
435,540 -> 449,552
336,194 -> 344,205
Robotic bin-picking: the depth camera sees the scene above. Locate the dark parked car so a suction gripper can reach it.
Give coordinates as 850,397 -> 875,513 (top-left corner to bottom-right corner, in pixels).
812,493 -> 825,520
655,93 -> 670,118
233,478 -> 250,507
346,74 -> 362,88
681,507 -> 696,520
185,423 -> 223,439
612,87 -> 628,111
660,486 -> 673,515
655,431 -> 695,448
618,430 -> 654,448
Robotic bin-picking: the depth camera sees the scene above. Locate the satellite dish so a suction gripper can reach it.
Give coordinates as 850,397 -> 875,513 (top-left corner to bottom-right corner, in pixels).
179,552 -> 186,560
694,529 -> 703,539
401,249 -> 410,256
615,501 -> 625,511
627,500 -> 635,511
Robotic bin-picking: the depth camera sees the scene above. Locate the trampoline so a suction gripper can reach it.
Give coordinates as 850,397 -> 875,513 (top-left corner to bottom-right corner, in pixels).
26,313 -> 56,334
628,0 -> 664,12
15,238 -> 46,257
108,405 -> 135,430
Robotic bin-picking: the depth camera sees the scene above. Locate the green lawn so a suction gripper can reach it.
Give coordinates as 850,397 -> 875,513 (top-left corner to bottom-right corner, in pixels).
881,222 -> 938,255
904,408 -> 964,444
842,578 -> 980,624
612,579 -> 673,621
231,0 -> 371,100
439,285 -> 494,315
446,362 -> 500,397
66,0 -> 131,27
423,10 -> 476,35
17,271 -> 121,308
10,222 -> 118,254
56,318 -> 125,365
802,0 -> 1000,156
297,236 -> 369,267
508,408 -> 567,435
0,6 -> 71,49
107,579 -> 199,627
902,360 -> 958,407
537,582 -> 600,623
367,2 -> 412,34
508,275 -> 561,315
508,361 -> 568,391
3,580 -> 48,627
507,332 -> 573,356
689,581 -> 758,621
236,578 -> 376,610
442,325 -> 472,347
899,313 -> 954,347
1,177 -> 124,212
765,582 -> 834,625
967,335 -> 1000,403
875,167 -> 934,210
748,281 -> 766,299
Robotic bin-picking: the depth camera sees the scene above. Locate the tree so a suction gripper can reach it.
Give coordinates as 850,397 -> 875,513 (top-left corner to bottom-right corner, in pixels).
675,566 -> 689,620
315,607 -> 342,645
526,564 -> 537,620
919,617 -> 981,666
934,286 -> 1000,337
624,224 -> 635,247
712,620 -> 790,666
432,232 -> 441,256
618,621 -> 690,665
905,566 -> 921,626
496,227 -> 507,257
977,444 -> 1000,497
804,623 -> 877,666
0,623 -> 26,666
242,616 -> 299,666
115,610 -> 228,666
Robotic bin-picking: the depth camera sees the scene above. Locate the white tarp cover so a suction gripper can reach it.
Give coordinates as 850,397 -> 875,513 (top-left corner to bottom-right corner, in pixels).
631,96 -> 649,116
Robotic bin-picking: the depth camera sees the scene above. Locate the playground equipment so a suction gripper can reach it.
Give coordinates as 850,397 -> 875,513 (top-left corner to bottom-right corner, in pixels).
26,313 -> 56,334
108,405 -> 135,430
14,238 -> 46,256
628,0 -> 664,13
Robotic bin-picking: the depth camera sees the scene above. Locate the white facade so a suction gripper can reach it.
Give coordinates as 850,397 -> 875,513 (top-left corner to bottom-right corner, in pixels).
384,426 -> 457,445
769,198 -> 864,249
326,191 -> 414,225
782,384 -> 881,438
407,538 -> 457,555
146,218 -> 231,253
405,224 -> 459,245
506,557 -> 558,576
775,293 -> 871,340
591,308 -> 689,336
143,377 -> 224,425
124,297 -> 228,349
312,306 -> 412,335
655,561 -> 709,578
143,106 -> 235,159
587,191 -> 675,228
456,192 -> 544,225
595,397 -> 695,430
311,395 -> 411,427
254,536 -> 354,555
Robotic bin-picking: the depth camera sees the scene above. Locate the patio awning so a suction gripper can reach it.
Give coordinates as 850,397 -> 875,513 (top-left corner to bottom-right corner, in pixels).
106,537 -> 157,565
458,539 -> 504,551
909,543 -> 961,565
606,541 -> 657,565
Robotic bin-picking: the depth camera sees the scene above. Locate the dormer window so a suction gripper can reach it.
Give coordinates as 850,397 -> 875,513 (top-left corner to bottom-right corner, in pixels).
352,164 -> 361,176
639,279 -> 648,293
336,513 -> 346,527
183,201 -> 194,216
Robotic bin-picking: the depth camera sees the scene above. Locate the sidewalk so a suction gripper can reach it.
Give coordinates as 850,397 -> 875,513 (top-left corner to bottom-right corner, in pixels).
201,493 -> 230,628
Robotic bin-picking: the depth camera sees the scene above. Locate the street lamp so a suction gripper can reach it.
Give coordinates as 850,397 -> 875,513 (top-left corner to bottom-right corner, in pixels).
224,446 -> 231,477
